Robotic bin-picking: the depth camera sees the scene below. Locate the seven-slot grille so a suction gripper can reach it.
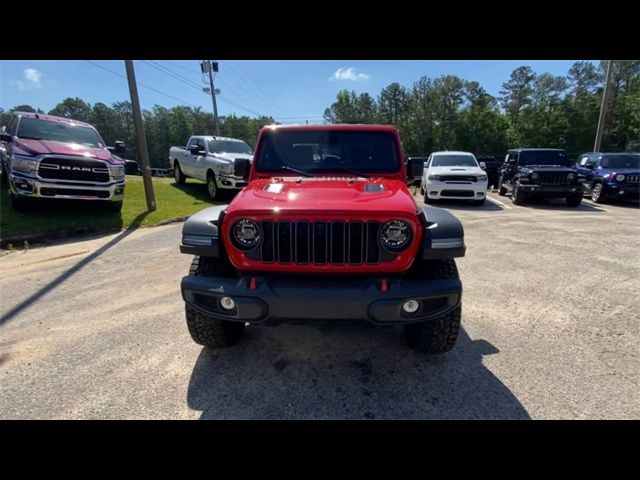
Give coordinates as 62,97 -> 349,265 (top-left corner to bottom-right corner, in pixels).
625,174 -> 639,183
537,172 -> 568,184
258,220 -> 383,265
38,157 -> 110,183
234,159 -> 248,176
440,175 -> 477,182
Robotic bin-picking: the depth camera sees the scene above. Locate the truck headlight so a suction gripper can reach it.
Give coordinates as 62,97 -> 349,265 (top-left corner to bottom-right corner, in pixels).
380,220 -> 412,252
218,163 -> 235,176
478,174 -> 487,181
428,175 -> 442,181
108,165 -> 125,180
231,219 -> 261,250
616,174 -> 625,182
530,172 -> 539,181
11,156 -> 38,173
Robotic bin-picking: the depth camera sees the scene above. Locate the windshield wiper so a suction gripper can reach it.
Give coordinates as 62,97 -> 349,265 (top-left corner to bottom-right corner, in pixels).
327,167 -> 370,178
18,136 -> 44,140
277,165 -> 313,177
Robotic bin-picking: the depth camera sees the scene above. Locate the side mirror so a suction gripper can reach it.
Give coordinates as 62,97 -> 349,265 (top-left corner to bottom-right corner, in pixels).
407,159 -> 425,179
113,141 -> 126,156
189,145 -> 205,155
0,132 -> 12,143
479,162 -> 486,170
235,158 -> 251,180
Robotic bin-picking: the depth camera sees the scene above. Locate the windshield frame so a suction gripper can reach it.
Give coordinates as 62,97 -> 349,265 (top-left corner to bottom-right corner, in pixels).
207,139 -> 253,155
16,117 -> 105,148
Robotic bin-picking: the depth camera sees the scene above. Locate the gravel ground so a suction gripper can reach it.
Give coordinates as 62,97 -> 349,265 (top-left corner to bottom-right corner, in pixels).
1,192 -> 638,419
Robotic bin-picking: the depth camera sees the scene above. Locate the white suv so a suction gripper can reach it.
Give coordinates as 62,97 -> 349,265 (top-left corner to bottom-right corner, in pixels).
420,151 -> 488,205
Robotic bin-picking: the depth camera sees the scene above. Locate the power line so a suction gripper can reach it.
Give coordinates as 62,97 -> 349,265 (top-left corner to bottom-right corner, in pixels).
225,61 -> 282,116
84,60 -> 198,107
229,60 -> 283,115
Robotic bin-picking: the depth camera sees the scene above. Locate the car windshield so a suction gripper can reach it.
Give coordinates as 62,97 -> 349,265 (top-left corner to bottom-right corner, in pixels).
255,130 -> 400,174
431,155 -> 478,167
17,117 -> 104,148
519,150 -> 569,166
208,139 -> 253,155
600,154 -> 640,169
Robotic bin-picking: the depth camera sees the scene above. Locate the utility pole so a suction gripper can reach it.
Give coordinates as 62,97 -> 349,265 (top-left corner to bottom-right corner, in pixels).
594,60 -> 614,152
125,60 -> 156,212
202,60 -> 220,136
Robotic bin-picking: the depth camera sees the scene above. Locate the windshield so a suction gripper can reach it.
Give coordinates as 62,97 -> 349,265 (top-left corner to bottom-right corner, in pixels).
17,118 -> 104,148
431,155 -> 478,167
519,150 -> 569,166
255,130 -> 400,174
600,154 -> 640,169
208,139 -> 253,155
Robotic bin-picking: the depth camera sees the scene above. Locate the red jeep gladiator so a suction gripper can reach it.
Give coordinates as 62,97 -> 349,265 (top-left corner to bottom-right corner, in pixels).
179,124 -> 465,353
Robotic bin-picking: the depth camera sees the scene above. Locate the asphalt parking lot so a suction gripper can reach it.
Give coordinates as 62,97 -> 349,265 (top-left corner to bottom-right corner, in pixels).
1,192 -> 639,419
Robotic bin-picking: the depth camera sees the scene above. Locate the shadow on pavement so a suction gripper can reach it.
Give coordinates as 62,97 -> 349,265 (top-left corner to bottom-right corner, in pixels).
0,211 -> 149,326
425,198 -> 504,212
187,326 -> 530,419
507,195 -> 607,212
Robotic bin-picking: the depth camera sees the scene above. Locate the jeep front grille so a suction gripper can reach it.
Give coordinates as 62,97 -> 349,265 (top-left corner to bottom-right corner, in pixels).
259,220 -> 382,265
38,157 -> 110,183
626,175 -> 639,183
538,172 -> 568,184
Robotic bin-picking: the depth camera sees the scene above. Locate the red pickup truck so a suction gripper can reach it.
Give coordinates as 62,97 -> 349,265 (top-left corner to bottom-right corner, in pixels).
179,124 -> 465,353
0,112 -> 126,211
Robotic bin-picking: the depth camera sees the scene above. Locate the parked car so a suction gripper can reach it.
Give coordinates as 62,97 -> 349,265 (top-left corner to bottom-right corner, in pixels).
575,152 -> 640,203
497,148 -> 583,207
476,155 -> 503,190
0,112 -> 126,211
406,156 -> 428,186
179,124 -> 466,354
150,168 -> 169,177
169,135 -> 253,200
420,151 -> 488,205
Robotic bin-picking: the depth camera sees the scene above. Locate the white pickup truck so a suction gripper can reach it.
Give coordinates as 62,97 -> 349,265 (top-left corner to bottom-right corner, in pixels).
169,135 -> 254,200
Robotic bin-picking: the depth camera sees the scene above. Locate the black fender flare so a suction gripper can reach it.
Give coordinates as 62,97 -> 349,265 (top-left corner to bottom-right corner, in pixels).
418,206 -> 465,259
179,204 -> 228,257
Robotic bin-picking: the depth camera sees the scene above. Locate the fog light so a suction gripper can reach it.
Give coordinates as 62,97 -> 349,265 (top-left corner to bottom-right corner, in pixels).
619,190 -> 625,195
402,299 -> 420,314
220,296 -> 235,310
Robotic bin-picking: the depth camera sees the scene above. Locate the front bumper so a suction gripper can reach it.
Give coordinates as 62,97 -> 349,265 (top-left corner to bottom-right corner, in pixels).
182,274 -> 462,326
426,179 -> 488,200
9,171 -> 125,202
603,182 -> 640,199
216,174 -> 247,190
518,183 -> 582,197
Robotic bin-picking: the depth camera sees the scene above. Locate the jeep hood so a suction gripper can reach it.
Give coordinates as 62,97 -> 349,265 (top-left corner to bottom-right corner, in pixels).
226,177 -> 417,216
14,138 -> 120,164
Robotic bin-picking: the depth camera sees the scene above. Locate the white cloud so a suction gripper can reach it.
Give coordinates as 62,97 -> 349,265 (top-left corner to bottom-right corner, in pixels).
10,68 -> 43,90
329,67 -> 370,82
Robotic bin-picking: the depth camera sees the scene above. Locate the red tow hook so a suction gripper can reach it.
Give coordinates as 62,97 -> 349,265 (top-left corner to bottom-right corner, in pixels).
249,277 -> 257,290
380,278 -> 389,293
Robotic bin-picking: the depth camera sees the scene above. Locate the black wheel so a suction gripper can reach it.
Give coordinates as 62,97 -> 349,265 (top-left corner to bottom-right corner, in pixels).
185,256 -> 244,348
591,182 -> 606,204
511,181 -> 525,205
206,172 -> 219,201
498,179 -> 507,196
174,162 -> 186,185
403,259 -> 462,354
565,193 -> 582,207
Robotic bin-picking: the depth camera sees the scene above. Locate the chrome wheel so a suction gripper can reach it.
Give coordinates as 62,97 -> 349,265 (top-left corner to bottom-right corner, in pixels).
207,176 -> 217,200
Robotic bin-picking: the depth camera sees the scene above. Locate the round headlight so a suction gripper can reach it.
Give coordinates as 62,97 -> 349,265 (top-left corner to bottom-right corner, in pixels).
380,220 -> 412,252
530,172 -> 539,181
567,172 -> 576,181
616,174 -> 625,182
231,219 -> 261,250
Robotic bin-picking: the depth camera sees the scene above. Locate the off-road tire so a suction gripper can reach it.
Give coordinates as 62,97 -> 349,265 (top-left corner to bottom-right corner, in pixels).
185,256 -> 244,348
403,259 -> 462,354
565,193 -> 582,207
591,182 -> 606,204
174,162 -> 186,185
511,181 -> 526,205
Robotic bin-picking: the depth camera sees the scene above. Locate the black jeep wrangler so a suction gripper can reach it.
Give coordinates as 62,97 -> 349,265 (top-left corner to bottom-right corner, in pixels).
476,155 -> 503,190
497,148 -> 583,207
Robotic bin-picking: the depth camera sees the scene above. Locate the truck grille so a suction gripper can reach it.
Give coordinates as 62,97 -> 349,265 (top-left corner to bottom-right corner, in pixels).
626,175 -> 639,183
537,172 -> 568,184
440,175 -> 477,182
38,157 -> 110,183
259,220 -> 382,265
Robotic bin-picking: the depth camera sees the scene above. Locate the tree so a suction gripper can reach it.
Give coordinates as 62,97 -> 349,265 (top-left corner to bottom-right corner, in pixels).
377,83 -> 409,125
48,97 -> 92,122
500,66 -> 536,130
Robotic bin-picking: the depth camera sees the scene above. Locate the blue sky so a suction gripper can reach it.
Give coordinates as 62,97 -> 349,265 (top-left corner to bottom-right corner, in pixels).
1,60 -> 598,124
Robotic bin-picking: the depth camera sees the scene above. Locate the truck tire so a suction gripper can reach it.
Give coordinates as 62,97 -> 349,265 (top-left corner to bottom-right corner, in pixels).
565,193 -> 582,207
206,172 -> 219,201
174,162 -> 186,185
498,177 -> 507,196
403,259 -> 462,354
185,256 -> 245,348
511,181 -> 525,205
591,182 -> 606,203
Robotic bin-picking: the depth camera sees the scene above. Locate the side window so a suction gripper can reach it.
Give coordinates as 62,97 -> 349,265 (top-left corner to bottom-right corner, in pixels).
578,156 -> 589,166
589,155 -> 600,167
7,116 -> 18,135
186,137 -> 197,150
196,139 -> 205,151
